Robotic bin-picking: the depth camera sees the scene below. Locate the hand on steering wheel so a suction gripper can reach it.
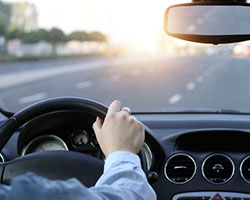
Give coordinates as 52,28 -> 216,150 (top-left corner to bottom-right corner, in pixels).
93,100 -> 144,157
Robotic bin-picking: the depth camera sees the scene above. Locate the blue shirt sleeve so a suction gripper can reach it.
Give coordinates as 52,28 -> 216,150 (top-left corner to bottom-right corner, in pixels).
0,151 -> 156,200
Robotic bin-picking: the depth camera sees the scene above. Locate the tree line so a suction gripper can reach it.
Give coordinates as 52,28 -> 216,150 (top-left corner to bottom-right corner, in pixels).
0,1 -> 106,44
6,28 -> 106,44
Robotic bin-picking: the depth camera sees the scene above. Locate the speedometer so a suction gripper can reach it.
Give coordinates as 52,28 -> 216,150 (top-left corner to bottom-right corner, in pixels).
21,135 -> 68,156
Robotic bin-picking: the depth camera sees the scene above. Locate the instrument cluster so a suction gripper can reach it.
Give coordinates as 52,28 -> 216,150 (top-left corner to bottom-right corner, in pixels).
21,129 -> 154,170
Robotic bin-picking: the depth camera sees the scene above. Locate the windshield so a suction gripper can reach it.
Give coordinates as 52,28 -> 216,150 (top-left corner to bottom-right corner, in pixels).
0,0 -> 250,113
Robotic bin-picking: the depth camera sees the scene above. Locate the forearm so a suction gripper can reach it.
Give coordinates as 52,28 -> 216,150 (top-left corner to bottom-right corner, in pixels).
91,151 -> 156,200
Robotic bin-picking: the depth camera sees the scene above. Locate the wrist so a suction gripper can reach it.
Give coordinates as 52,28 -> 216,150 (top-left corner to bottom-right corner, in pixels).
104,151 -> 141,172
105,148 -> 137,157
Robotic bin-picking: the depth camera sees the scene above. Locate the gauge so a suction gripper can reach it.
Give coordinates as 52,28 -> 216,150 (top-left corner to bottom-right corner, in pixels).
71,130 -> 89,147
0,153 -> 5,163
143,143 -> 153,171
21,135 -> 68,156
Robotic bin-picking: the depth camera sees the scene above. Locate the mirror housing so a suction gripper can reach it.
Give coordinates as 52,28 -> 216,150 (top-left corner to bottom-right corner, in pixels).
164,2 -> 250,44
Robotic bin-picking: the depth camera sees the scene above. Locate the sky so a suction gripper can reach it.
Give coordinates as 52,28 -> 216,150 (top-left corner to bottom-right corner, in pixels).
4,0 -> 188,52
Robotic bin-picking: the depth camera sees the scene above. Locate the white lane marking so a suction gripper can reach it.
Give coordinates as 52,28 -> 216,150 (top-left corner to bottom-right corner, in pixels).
196,75 -> 204,82
0,56 -> 164,90
110,74 -> 121,82
168,94 -> 182,104
75,81 -> 93,89
186,82 -> 196,91
187,24 -> 196,33
18,92 -> 46,105
0,61 -> 104,90
132,70 -> 140,77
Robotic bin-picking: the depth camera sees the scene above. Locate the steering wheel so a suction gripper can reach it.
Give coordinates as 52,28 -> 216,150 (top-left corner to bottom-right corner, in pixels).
0,97 -> 147,186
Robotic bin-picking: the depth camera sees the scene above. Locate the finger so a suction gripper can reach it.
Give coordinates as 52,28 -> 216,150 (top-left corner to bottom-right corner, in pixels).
122,107 -> 131,115
93,117 -> 102,134
129,115 -> 137,121
128,115 -> 138,124
107,100 -> 122,115
120,109 -> 130,117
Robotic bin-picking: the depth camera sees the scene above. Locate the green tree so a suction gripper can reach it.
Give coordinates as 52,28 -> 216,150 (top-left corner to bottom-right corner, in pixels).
6,29 -> 25,40
21,29 -> 51,43
22,31 -> 39,43
88,31 -> 106,42
36,28 -> 50,42
48,27 -> 65,43
67,31 -> 88,41
0,1 -> 11,35
0,25 -> 5,35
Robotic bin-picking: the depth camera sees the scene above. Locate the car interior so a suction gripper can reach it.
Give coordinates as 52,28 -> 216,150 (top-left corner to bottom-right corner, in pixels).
1,0 -> 250,200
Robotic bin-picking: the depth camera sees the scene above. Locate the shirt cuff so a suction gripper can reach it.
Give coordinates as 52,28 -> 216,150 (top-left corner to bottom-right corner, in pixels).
104,151 -> 141,172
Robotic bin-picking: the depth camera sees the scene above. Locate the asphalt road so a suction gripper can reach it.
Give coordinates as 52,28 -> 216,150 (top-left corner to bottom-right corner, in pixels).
1,55 -> 250,113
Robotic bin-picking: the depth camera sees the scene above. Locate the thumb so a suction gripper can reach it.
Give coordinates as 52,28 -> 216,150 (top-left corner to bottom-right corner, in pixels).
92,117 -> 102,135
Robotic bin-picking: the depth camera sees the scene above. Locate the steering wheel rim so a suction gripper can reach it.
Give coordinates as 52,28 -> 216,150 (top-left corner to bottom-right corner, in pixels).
0,97 -> 147,185
0,97 -> 107,151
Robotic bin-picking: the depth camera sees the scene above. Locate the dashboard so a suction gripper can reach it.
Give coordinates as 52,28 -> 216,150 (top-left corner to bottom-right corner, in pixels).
2,111 -> 250,199
15,111 -> 158,171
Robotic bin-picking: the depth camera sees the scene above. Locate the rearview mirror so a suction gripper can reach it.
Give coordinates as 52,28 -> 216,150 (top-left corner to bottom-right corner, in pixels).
164,2 -> 250,44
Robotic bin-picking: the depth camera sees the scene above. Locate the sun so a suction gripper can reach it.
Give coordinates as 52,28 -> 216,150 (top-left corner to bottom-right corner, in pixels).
106,0 -> 170,53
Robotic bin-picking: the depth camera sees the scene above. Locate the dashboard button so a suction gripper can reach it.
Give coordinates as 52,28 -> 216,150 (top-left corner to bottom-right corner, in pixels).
211,193 -> 224,200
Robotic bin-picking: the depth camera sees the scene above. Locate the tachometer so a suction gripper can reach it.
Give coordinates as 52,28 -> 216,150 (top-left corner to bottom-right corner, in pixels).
21,135 -> 68,156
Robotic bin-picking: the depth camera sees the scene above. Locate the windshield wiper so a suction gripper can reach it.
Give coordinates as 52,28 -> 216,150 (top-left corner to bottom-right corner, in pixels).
0,107 -> 14,118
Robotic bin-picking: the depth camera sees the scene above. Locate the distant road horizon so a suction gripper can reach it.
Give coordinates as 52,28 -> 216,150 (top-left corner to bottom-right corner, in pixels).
1,55 -> 250,113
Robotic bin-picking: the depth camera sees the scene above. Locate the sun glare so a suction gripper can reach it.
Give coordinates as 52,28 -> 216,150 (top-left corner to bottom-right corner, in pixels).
106,0 -> 174,53
3,0 -> 190,54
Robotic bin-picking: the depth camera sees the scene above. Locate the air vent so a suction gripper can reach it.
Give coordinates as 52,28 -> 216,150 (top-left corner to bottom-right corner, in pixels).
240,156 -> 250,184
202,154 -> 234,184
164,153 -> 196,184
